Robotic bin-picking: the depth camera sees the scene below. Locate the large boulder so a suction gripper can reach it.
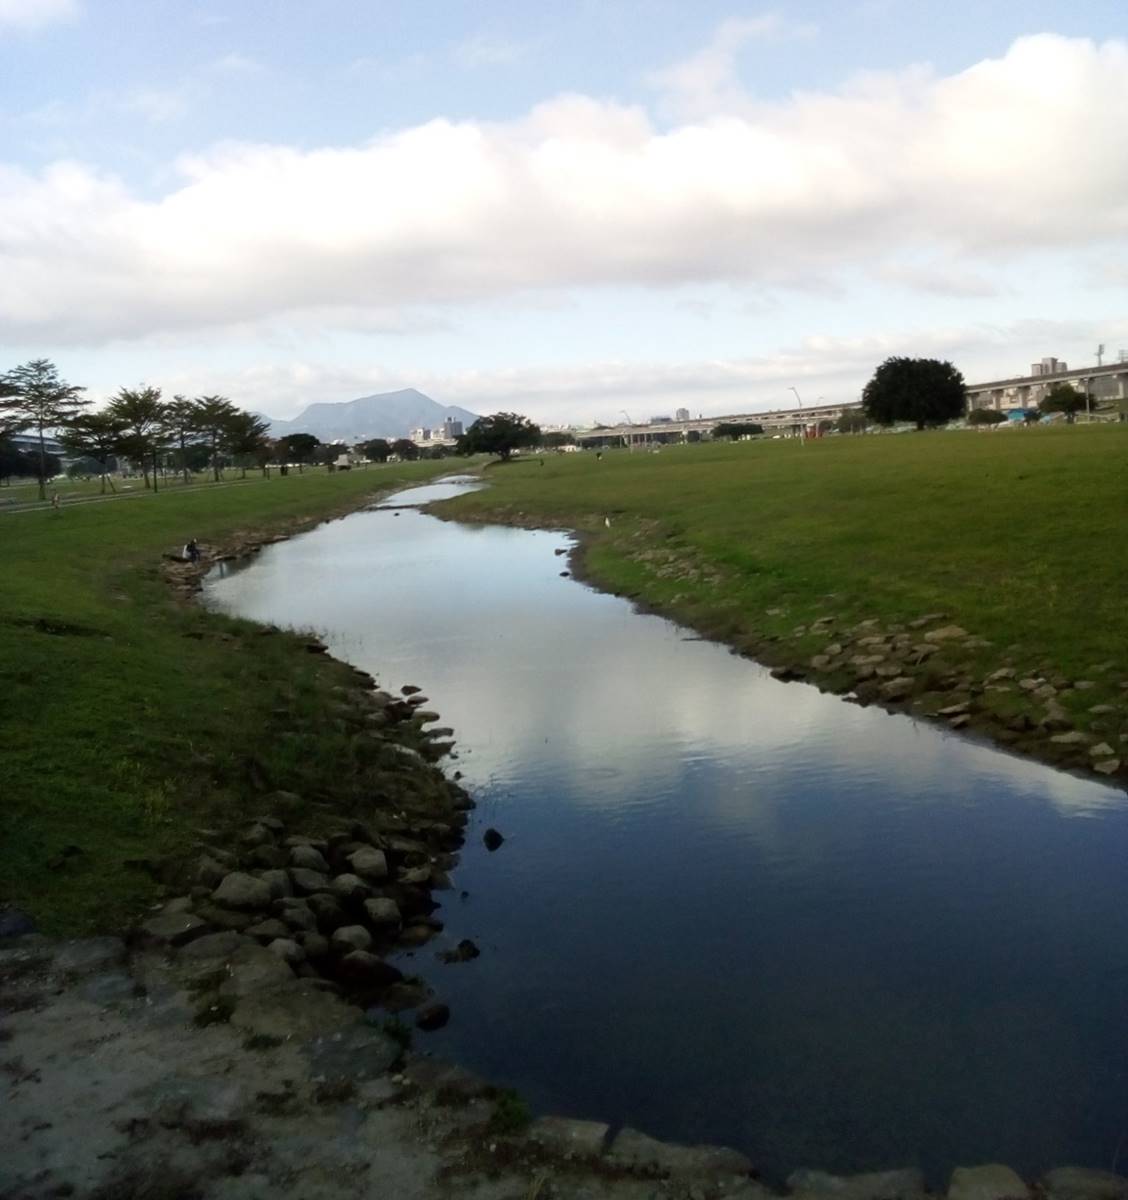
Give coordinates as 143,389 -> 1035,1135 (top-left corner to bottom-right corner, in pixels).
331,925 -> 373,954
211,872 -> 273,911
335,951 -> 402,988
527,1116 -> 610,1158
609,1126 -> 752,1179
948,1165 -> 1030,1200
289,867 -> 330,895
289,844 -> 331,873
348,847 -> 388,882
363,898 -> 402,928
53,937 -> 127,978
1042,1169 -> 1128,1200
139,912 -> 209,947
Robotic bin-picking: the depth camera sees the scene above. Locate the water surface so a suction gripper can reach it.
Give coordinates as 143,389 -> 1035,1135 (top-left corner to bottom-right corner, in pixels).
206,482 -> 1128,1185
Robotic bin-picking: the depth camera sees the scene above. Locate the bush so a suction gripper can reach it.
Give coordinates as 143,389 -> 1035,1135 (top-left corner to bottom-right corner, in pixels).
488,1088 -> 532,1134
967,408 -> 1006,426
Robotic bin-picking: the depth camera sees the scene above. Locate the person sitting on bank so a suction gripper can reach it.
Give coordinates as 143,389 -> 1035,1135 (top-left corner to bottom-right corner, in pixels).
183,538 -> 200,563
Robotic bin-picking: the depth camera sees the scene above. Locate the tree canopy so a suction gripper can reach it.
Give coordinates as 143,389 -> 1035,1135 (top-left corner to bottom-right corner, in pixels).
861,357 -> 967,430
360,438 -> 391,462
967,408 -> 1007,426
712,422 -> 763,440
0,359 -> 88,498
275,432 -> 320,465
457,412 -> 541,460
1039,384 -> 1088,422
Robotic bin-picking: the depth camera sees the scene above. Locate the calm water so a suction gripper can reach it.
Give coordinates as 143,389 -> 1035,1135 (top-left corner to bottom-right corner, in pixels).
206,480 -> 1128,1185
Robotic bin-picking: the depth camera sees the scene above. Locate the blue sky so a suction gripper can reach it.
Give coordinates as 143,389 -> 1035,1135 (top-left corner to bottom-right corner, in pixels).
2,0 -> 1126,424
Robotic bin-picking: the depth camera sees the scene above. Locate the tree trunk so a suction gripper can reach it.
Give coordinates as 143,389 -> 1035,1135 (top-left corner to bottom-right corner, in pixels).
37,424 -> 47,501
152,450 -> 159,493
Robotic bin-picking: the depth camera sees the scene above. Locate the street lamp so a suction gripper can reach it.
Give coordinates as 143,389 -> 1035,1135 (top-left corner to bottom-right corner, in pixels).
789,387 -> 805,442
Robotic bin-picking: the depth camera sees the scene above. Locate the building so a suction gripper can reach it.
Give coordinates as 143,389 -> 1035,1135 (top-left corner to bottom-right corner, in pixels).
675,408 -> 691,422
966,355 -> 1128,414
441,418 -> 464,439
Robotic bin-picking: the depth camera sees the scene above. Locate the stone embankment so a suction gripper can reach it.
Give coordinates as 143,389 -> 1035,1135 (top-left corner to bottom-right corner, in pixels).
7,932 -> 1128,1200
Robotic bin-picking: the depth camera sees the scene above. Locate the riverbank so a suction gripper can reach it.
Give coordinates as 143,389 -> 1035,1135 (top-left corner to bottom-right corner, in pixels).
0,459 -> 463,933
436,429 -> 1128,788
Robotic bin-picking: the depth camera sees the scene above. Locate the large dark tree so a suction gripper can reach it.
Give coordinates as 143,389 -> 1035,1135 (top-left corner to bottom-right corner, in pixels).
712,422 -> 763,440
457,412 -> 541,461
61,411 -> 126,493
861,357 -> 966,430
275,432 -> 320,472
223,410 -> 272,478
0,359 -> 89,499
1039,383 -> 1088,423
164,395 -> 201,484
359,438 -> 391,462
391,438 -> 419,461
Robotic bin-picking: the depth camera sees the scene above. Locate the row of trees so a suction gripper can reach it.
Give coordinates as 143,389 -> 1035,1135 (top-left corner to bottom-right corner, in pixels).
0,359 -> 272,497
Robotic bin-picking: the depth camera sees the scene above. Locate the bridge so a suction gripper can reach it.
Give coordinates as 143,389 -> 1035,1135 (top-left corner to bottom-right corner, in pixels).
575,400 -> 861,448
966,360 -> 1128,414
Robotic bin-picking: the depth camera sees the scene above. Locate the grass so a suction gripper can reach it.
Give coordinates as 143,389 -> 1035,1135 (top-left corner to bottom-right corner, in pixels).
442,426 -> 1128,746
0,459 -> 461,934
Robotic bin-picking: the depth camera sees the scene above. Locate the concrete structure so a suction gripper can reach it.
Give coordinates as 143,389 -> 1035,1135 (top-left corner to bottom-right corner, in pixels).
576,400 -> 860,448
967,357 -> 1128,415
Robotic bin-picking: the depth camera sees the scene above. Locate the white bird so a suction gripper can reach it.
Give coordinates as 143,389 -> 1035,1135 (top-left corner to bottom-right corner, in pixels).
604,516 -> 611,528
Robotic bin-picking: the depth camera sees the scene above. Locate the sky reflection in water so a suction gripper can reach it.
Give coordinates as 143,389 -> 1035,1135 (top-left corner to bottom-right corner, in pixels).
206,483 -> 1128,1185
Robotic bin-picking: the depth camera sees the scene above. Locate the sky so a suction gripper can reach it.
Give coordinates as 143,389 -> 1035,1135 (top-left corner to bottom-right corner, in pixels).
1,0 -> 1126,426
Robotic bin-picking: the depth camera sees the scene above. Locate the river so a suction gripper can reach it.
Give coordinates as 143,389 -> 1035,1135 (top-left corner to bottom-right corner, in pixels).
205,478 -> 1128,1185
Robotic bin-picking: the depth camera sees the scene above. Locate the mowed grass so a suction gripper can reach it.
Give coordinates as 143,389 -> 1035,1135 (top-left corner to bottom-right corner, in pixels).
444,426 -> 1128,709
0,461 -> 456,933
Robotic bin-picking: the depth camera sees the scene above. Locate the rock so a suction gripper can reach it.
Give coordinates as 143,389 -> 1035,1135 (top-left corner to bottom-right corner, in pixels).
1093,759 -> 1121,776
285,834 -> 328,851
53,936 -> 127,978
196,854 -> 228,889
194,903 -> 254,931
290,844 -> 331,873
787,1168 -> 925,1200
1089,742 -> 1115,757
398,865 -> 432,886
1034,684 -> 1058,700
1019,678 -> 1042,691
297,931 -> 330,959
608,1126 -> 753,1178
330,873 -> 372,903
880,677 -> 915,701
276,898 -> 318,933
306,1024 -> 403,1082
810,655 -> 832,670
240,823 -> 275,848
230,980 -> 357,1041
1089,704 -> 1117,715
402,684 -> 421,694
139,911 -> 209,947
245,918 -> 292,942
331,925 -> 373,954
909,612 -> 947,628
218,943 -> 294,999
247,844 -> 289,870
381,980 -> 431,1011
289,867 -> 331,894
440,938 -> 480,964
937,702 -> 971,717
335,950 -> 403,987
151,1076 -> 246,1138
483,827 -> 505,851
266,938 -> 305,966
398,925 -> 435,947
1050,731 -> 1089,745
258,868 -> 293,899
528,1115 -> 610,1158
924,625 -> 968,643
1075,680 -> 1096,690
1041,1168 -> 1128,1200
212,871 -> 273,911
307,892 -> 347,932
985,667 -> 1016,683
949,714 -> 971,730
948,1165 -> 1030,1200
363,898 -> 402,928
348,846 -> 389,882
415,1002 -> 450,1031
178,931 -> 248,962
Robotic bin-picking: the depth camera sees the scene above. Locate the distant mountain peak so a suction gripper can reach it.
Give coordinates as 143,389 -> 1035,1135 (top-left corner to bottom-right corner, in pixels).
260,389 -> 479,442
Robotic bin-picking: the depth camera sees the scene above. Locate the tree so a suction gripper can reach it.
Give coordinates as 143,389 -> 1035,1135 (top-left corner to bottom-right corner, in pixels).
0,359 -> 88,499
835,411 -> 868,434
108,386 -> 168,491
360,438 -> 391,462
1039,384 -> 1087,423
61,411 -> 126,493
392,438 -> 419,461
967,408 -> 1006,426
861,357 -> 967,430
193,395 -> 238,481
164,395 -> 201,484
223,410 -> 272,478
275,432 -> 320,472
457,412 -> 541,461
712,422 -> 763,440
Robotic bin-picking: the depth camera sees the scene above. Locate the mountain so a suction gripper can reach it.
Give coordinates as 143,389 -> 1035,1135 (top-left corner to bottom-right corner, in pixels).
258,389 -> 479,442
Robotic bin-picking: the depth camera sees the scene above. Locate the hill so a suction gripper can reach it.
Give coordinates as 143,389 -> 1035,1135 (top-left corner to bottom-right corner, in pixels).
259,388 -> 479,442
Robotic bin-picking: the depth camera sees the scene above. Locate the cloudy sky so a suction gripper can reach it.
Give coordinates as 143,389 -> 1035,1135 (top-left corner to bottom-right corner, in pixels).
2,0 -> 1126,425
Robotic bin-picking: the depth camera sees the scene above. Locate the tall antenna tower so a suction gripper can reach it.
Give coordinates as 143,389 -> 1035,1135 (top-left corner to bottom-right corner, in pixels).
1096,343 -> 1105,366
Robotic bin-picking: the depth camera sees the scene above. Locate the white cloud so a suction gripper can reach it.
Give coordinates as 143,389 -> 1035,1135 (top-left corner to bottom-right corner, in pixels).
0,0 -> 77,32
647,13 -> 819,120
1,33 -> 1127,344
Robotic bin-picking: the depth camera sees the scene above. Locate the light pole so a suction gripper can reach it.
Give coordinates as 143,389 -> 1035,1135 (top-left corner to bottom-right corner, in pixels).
789,387 -> 805,441
621,410 -> 635,451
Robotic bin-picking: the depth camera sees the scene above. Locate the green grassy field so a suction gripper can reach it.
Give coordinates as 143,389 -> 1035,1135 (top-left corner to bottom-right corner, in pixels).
443,426 -> 1128,747
0,460 -> 457,933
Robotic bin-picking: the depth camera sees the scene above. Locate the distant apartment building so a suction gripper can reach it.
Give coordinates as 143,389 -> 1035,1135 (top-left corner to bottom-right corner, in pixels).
410,427 -> 433,442
441,418 -> 463,439
675,407 -> 691,422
